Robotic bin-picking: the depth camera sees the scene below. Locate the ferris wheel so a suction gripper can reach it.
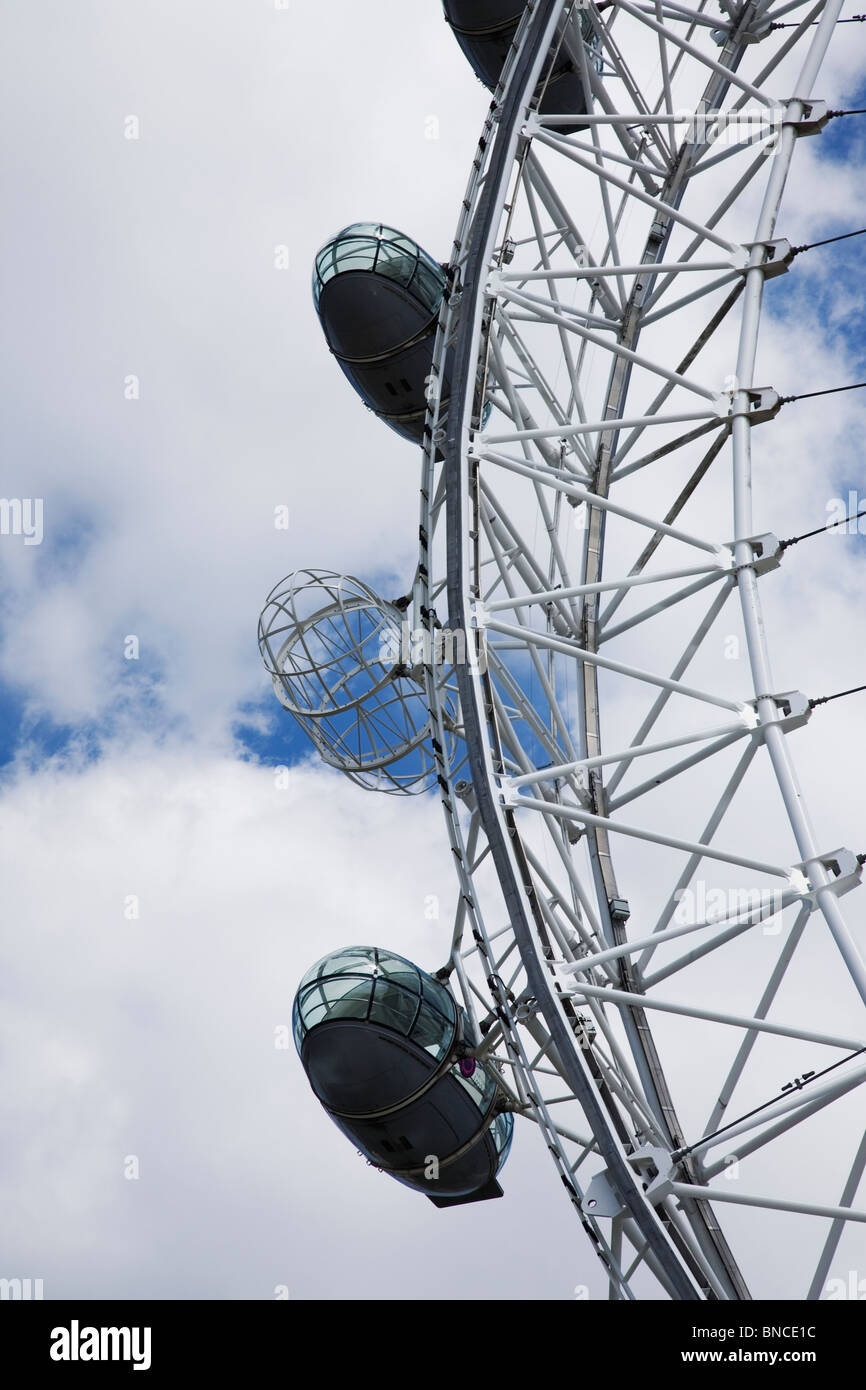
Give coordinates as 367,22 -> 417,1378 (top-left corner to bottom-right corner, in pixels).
260,0 -> 866,1300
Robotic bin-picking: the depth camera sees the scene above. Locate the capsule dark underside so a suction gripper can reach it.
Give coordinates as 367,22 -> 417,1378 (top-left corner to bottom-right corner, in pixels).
317,243 -> 451,444
302,1019 -> 506,1199
443,0 -> 592,133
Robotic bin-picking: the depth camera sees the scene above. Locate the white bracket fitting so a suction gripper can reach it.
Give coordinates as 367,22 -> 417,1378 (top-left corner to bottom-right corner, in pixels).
741,238 -> 793,279
796,848 -> 863,899
582,1170 -> 628,1219
783,99 -> 829,136
718,388 -> 782,424
748,689 -> 812,733
728,532 -> 783,575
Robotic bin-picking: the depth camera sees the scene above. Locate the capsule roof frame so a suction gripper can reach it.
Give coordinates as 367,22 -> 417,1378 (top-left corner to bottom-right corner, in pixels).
257,569 -> 464,794
312,222 -> 445,322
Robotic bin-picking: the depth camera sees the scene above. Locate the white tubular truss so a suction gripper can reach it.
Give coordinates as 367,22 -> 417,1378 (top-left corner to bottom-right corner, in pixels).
418,0 -> 865,1300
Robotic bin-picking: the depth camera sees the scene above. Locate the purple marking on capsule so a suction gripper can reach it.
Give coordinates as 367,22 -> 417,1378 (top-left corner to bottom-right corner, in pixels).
459,1057 -> 477,1078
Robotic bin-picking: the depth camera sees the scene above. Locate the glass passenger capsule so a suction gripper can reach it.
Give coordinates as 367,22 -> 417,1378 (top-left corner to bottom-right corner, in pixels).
293,945 -> 514,1205
312,223 -> 450,444
442,1 -> 599,133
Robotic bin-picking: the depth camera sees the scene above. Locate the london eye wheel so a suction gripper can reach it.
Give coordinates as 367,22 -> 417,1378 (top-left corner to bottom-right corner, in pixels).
262,1 -> 866,1300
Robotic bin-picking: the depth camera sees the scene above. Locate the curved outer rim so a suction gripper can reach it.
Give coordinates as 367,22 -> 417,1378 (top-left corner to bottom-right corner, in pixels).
444,0 -> 704,1302
567,0 -> 767,1299
418,0 -> 860,1299
419,12 -> 653,1304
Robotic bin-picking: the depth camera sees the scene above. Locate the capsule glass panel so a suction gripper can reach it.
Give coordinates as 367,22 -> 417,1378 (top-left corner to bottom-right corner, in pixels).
313,224 -> 444,314
294,947 -> 457,1064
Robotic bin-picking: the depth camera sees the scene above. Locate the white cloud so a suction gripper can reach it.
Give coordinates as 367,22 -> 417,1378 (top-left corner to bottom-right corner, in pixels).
0,749 -> 591,1298
1,0 -> 864,1300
